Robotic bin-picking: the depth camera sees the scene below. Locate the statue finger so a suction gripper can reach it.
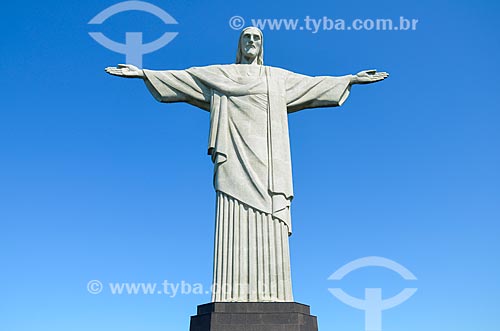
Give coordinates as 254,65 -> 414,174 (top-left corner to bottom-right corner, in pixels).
107,69 -> 124,76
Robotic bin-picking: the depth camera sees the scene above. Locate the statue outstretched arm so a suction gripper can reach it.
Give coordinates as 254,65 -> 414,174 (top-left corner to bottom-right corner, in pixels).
105,64 -> 211,111
284,71 -> 352,112
284,69 -> 389,113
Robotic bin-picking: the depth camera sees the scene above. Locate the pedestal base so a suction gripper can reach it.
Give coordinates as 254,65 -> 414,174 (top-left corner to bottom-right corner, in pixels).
189,302 -> 318,331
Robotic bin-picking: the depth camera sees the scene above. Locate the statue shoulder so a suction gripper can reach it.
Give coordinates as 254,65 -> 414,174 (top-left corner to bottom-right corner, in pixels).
265,65 -> 298,79
187,63 -> 238,75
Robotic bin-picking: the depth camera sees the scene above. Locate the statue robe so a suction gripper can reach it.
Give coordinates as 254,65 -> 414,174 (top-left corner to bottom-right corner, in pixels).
143,64 -> 351,302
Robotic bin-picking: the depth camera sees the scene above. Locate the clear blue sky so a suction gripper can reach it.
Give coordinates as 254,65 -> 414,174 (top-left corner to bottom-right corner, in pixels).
1,0 -> 499,330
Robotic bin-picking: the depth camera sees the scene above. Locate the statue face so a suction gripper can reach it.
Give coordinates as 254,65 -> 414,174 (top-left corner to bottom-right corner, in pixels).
239,28 -> 262,60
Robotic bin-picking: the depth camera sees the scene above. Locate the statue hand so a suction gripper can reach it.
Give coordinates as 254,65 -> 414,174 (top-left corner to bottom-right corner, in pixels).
105,64 -> 144,79
351,70 -> 389,84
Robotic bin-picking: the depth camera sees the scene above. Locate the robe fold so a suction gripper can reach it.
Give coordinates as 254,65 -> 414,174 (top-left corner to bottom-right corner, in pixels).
143,64 -> 351,233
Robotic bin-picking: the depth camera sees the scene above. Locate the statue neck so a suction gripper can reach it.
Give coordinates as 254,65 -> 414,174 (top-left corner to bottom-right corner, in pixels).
240,55 -> 259,65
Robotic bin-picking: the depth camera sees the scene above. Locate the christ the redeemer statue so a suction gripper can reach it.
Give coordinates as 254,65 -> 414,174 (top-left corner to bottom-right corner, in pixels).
105,27 -> 388,303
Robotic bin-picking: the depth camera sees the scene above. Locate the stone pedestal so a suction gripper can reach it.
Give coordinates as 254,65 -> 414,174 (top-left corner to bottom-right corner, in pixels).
189,302 -> 318,331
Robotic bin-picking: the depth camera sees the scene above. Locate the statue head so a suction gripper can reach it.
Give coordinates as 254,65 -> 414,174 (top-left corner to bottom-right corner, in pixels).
235,27 -> 264,65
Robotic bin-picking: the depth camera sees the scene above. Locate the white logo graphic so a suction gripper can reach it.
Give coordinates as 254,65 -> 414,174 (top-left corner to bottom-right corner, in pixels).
88,1 -> 178,68
328,256 -> 417,331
